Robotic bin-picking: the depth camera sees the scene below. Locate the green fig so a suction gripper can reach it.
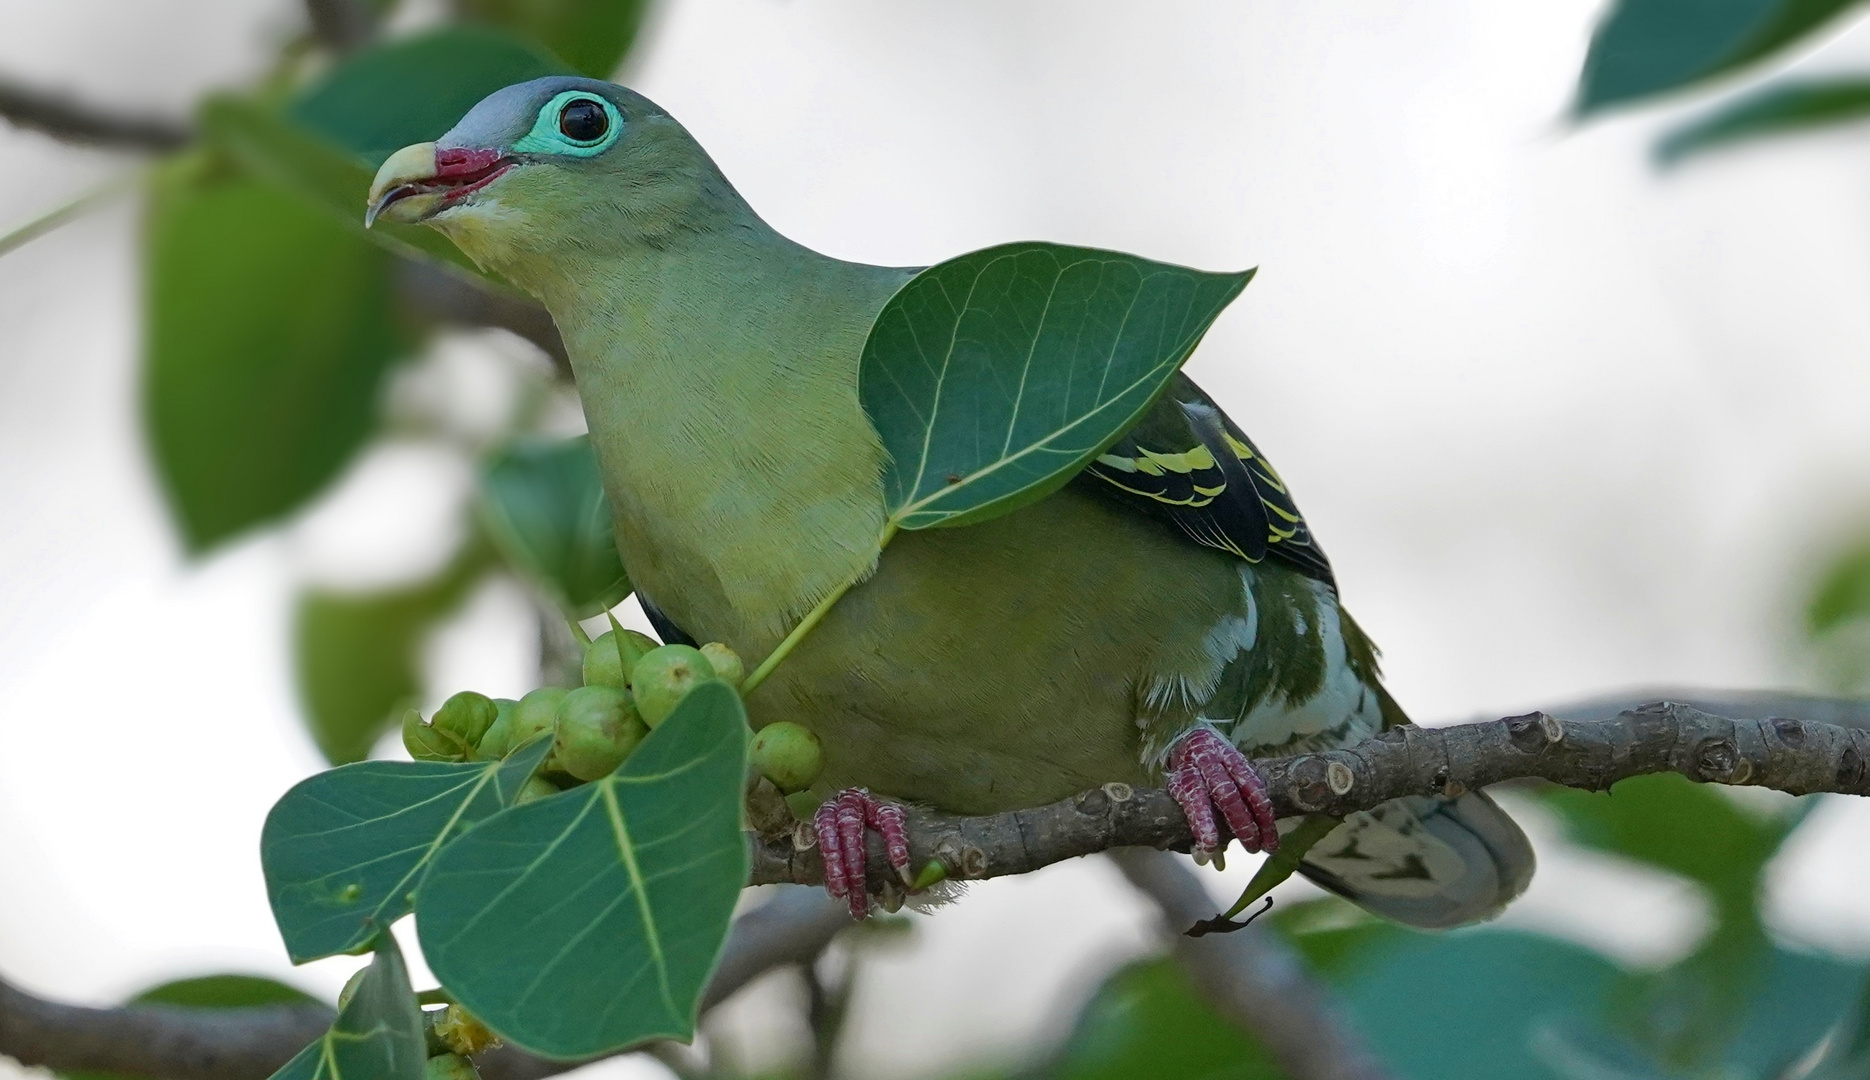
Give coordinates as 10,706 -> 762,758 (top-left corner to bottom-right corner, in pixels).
425,1052 -> 480,1080
699,642 -> 745,687
473,698 -> 521,760
403,709 -> 466,762
555,685 -> 648,781
750,722 -> 823,793
511,686 -> 569,748
583,628 -> 660,691
432,691 -> 497,748
630,645 -> 716,727
514,774 -> 560,805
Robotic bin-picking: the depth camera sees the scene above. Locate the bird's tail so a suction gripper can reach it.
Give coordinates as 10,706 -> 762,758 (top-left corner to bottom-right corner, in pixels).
1296,789 -> 1535,930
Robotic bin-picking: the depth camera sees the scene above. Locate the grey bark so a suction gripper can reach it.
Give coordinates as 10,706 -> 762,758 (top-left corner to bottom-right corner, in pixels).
748,700 -> 1870,890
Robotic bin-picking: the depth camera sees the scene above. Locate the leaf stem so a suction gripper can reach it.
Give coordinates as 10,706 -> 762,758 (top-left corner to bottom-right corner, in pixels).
741,522 -> 900,696
0,169 -> 142,261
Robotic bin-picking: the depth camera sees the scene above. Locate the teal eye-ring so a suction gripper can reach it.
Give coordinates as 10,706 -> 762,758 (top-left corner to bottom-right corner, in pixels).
513,91 -> 624,157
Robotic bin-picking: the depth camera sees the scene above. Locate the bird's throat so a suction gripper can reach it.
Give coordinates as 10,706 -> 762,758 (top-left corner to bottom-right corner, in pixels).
540,232 -> 914,658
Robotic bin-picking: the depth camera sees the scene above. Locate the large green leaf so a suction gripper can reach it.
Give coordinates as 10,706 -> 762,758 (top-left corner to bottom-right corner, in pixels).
200,95 -> 493,281
294,542 -> 492,765
292,26 -> 571,167
416,682 -> 748,1058
859,243 -> 1253,530
479,436 -> 631,618
1576,0 -> 1862,115
1046,957 -> 1283,1080
144,164 -> 409,550
64,976 -> 323,1080
266,936 -> 424,1080
459,0 -> 649,79
1657,78 -> 1870,163
262,735 -> 554,963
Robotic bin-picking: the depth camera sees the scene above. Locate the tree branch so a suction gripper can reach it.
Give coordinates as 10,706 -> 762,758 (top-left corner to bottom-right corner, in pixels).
8,695 -> 1868,1079
0,888 -> 850,1080
1110,848 -> 1394,1080
748,700 -> 1870,891
0,75 -> 192,151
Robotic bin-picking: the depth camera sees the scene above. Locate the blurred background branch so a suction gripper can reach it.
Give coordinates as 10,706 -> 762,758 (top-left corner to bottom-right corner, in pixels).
0,888 -> 852,1080
0,75 -> 191,150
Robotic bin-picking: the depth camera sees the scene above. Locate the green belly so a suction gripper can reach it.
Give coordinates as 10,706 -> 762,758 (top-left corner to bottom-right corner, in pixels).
742,487 -> 1248,814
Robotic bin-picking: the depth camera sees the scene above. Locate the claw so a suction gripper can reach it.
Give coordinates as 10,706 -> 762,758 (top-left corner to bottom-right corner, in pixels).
812,789 -> 913,919
1167,728 -> 1279,861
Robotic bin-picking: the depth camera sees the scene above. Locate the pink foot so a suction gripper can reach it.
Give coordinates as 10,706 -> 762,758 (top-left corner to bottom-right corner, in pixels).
813,789 -> 912,919
1167,728 -> 1279,859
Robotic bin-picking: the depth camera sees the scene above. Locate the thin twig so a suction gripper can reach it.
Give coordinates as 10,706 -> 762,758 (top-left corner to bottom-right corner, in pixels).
1110,848 -> 1394,1080
749,700 -> 1870,891
0,171 -> 142,260
0,76 -> 191,150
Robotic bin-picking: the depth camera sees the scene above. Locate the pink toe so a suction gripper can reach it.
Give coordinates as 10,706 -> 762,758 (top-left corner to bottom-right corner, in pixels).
814,801 -> 849,900
1199,754 -> 1261,852
835,791 -> 870,919
867,799 -> 913,884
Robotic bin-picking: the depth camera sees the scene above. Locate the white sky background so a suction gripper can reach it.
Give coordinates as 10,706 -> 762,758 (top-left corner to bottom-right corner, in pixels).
5,0 -> 1870,1077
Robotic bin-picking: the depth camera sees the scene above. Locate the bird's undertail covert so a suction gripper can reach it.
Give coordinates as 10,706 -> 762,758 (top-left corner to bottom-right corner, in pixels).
1295,790 -> 1535,929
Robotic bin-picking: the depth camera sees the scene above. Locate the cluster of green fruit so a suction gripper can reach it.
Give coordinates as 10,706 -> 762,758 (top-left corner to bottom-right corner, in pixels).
402,627 -> 826,807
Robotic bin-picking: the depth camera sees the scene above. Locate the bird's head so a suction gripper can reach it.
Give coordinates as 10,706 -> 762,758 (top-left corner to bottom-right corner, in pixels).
366,77 -> 742,279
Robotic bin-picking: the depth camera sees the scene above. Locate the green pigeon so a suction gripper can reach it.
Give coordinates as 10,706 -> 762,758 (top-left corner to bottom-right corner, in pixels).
367,77 -> 1534,925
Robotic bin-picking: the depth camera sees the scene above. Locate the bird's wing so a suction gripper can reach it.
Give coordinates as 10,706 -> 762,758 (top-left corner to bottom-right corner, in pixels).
1078,373 -> 1335,587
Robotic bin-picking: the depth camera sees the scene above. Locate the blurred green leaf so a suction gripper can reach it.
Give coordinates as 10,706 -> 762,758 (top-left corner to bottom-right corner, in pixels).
294,541 -> 492,765
1811,539 -> 1870,635
1542,774 -> 1799,907
1333,931 -> 1625,1080
145,163 -> 409,550
64,976 -> 322,1080
1805,968 -> 1870,1079
479,436 -> 631,618
201,95 -> 494,281
459,0 -> 649,79
1731,947 -> 1870,1078
1530,1021 -> 1683,1080
1577,0 -> 1861,116
1658,78 -> 1870,163
416,682 -> 748,1057
261,734 -> 554,962
1542,774 -> 1807,1068
861,243 -> 1253,530
1046,957 -> 1284,1080
265,935 -> 424,1080
292,26 -> 571,167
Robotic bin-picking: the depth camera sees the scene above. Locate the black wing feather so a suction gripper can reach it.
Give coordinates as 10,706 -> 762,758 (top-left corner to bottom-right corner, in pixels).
1075,372 -> 1335,587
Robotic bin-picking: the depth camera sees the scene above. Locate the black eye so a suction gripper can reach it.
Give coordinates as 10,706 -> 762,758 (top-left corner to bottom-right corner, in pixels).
558,98 -> 609,143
